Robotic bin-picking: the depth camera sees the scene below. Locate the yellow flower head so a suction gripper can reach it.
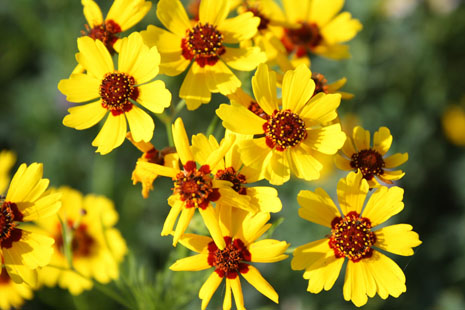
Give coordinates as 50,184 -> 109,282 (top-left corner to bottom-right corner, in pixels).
136,118 -> 253,246
170,204 -> 289,310
217,63 -> 346,185
280,0 -> 362,60
0,267 -> 33,310
442,104 -> 465,146
126,132 -> 179,199
80,0 -> 152,54
0,163 -> 61,285
291,172 -> 421,307
36,187 -> 127,295
140,0 -> 266,110
335,126 -> 408,188
191,130 -> 282,213
58,32 -> 172,155
0,150 -> 16,195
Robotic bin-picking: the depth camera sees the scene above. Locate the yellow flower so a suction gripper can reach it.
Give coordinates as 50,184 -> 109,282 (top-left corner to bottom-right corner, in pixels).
0,268 -> 33,310
126,133 -> 179,199
291,172 -> 421,307
191,130 -> 282,213
140,0 -> 266,110
335,126 -> 408,188
80,0 -> 152,54
136,118 -> 252,246
280,0 -> 362,60
170,204 -> 289,310
0,163 -> 61,285
0,151 -> 16,195
442,104 -> 465,146
36,187 -> 127,295
58,32 -> 171,155
217,63 -> 346,185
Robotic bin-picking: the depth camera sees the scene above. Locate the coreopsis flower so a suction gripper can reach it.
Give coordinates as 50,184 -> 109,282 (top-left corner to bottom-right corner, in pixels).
217,63 -> 346,185
80,0 -> 152,54
126,133 -> 178,199
191,130 -> 282,213
140,0 -> 266,110
136,118 -> 252,246
0,163 -> 61,284
0,267 -> 33,310
170,204 -> 289,310
291,172 -> 421,307
0,151 -> 16,195
335,126 -> 408,188
442,104 -> 465,146
280,0 -> 362,60
58,32 -> 171,155
36,187 -> 127,295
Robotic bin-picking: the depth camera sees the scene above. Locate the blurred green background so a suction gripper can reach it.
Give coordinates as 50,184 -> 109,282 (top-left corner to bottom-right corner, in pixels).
1,0 -> 465,309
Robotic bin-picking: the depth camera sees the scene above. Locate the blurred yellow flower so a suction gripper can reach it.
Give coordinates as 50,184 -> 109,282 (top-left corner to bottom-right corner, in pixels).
335,126 -> 408,188
0,267 -> 33,310
36,187 -> 127,295
58,32 -> 171,155
136,118 -> 252,246
217,63 -> 346,185
0,150 -> 16,195
141,0 -> 266,110
0,163 -> 61,285
442,104 -> 465,146
292,172 -> 421,307
170,204 -> 289,310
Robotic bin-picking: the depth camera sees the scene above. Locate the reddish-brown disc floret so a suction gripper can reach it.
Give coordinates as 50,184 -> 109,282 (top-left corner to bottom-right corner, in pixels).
350,149 -> 385,181
263,109 -> 307,151
181,23 -> 226,67
82,20 -> 122,54
0,201 -> 23,249
281,22 -> 322,58
207,236 -> 251,279
215,167 -> 247,195
99,72 -> 139,116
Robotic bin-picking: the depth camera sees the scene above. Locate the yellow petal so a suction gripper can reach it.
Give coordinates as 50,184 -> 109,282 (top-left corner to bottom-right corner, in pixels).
125,106 -> 154,143
327,77 -> 347,92
58,74 -> 100,103
216,103 -> 266,135
170,253 -> 210,271
178,233 -> 213,253
343,260 -> 369,307
63,101 -> 107,130
321,12 -> 363,45
199,0 -> 229,26
242,212 -> 271,245
161,199 -> 183,235
342,134 -> 356,157
106,0 -> 151,31
384,153 -> 408,168
248,239 -> 289,263
373,127 -> 392,155
223,279 -> 232,310
199,207 -> 225,249
0,150 -> 16,195
137,80 -> 172,114
172,207 -> 195,246
353,126 -> 370,151
141,25 -> 182,53
230,277 -> 245,310
6,163 -> 42,203
334,153 -> 352,171
375,224 -> 422,256
179,64 -> 211,110
381,169 -> 405,181
222,46 -> 266,71
137,161 -> 178,179
300,93 -> 341,126
8,230 -> 54,269
3,246 -> 38,285
309,0 -> 344,27
362,185 -> 404,226
205,134 -> 235,171
219,12 -> 259,43
251,63 -> 278,115
297,188 -> 340,227
313,42 -> 351,60
91,114 -> 127,155
247,186 -> 282,213
81,0 -> 103,28
156,0 -> 191,37
282,0 -> 311,23
76,36 -> 114,80
239,138 -> 273,179
304,124 -> 346,155
19,192 -> 61,221
205,61 -> 241,95
199,272 -> 223,310
282,64 -> 315,114
191,133 -> 219,166
337,171 -> 368,216
118,32 -> 160,84
241,265 -> 279,303
172,117 -> 194,164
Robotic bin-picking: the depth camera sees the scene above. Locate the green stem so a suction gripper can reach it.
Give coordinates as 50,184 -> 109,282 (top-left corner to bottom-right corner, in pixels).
58,216 -> 73,268
206,115 -> 219,136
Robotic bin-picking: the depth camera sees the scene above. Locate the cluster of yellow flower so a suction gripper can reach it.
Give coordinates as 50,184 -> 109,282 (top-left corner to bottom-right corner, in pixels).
0,0 -> 422,309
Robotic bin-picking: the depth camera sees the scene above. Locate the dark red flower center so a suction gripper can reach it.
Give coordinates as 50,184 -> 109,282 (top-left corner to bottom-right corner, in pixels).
312,72 -> 329,96
82,20 -> 122,54
99,72 -> 139,116
215,167 -> 247,195
329,211 -> 376,262
264,109 -> 307,151
350,149 -> 385,181
246,6 -> 270,31
281,22 -> 322,58
208,236 -> 251,279
248,100 -> 269,120
56,220 -> 96,258
181,23 -> 226,67
173,161 -> 220,209
0,268 -> 11,285
0,201 -> 23,249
